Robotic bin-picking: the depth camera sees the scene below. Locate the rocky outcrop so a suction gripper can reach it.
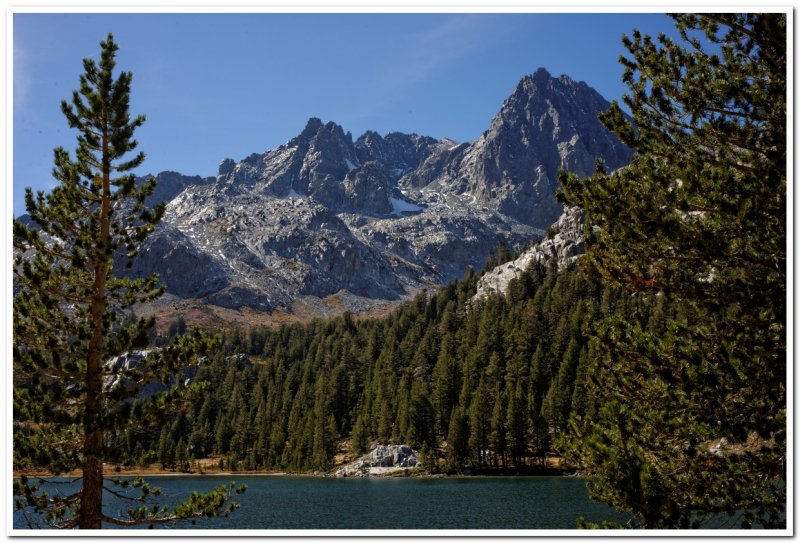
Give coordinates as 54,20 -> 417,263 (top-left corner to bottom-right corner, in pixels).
341,161 -> 393,215
473,206 -> 585,301
104,350 -> 203,400
141,171 -> 214,208
124,224 -> 230,299
336,444 -> 420,477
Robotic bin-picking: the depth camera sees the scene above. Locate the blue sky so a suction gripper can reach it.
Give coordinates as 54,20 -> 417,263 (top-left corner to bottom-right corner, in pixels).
13,12 -> 679,216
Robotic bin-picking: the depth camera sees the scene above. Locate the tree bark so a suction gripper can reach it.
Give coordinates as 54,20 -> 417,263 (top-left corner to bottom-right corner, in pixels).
79,132 -> 111,530
80,255 -> 107,529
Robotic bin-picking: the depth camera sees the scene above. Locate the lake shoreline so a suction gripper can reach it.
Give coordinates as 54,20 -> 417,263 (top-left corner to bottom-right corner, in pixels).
15,448 -> 571,479
14,465 -> 575,479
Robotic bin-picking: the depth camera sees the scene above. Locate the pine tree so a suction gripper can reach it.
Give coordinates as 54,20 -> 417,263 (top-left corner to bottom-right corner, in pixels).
350,413 -> 369,456
157,427 -> 175,471
13,34 -> 242,528
506,383 -> 528,468
175,438 -> 189,473
489,384 -> 507,467
468,380 -> 492,467
445,407 -> 470,472
432,333 -> 460,436
407,381 -> 435,448
559,14 -> 786,528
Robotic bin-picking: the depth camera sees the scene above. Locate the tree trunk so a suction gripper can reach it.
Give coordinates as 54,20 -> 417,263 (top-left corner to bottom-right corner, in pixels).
79,432 -> 104,529
80,134 -> 111,529
80,282 -> 107,529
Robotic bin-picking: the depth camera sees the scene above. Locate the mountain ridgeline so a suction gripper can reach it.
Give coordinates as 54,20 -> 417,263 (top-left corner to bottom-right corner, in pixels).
122,68 -> 631,319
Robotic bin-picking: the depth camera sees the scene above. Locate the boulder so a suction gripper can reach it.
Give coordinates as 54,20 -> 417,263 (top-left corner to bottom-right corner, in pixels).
336,444 -> 421,477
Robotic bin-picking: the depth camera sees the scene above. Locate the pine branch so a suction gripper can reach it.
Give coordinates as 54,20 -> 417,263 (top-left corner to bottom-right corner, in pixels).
100,513 -> 179,527
702,14 -> 759,42
102,484 -> 147,503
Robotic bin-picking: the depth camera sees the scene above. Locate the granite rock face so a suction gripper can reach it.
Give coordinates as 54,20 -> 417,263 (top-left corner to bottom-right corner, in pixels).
473,206 -> 586,301
124,224 -> 230,299
116,69 -> 629,316
342,161 -> 393,215
141,171 -> 215,208
335,444 -> 420,477
402,68 -> 632,228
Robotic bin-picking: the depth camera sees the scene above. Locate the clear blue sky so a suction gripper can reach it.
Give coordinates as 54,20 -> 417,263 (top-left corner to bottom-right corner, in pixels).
13,12 -> 678,217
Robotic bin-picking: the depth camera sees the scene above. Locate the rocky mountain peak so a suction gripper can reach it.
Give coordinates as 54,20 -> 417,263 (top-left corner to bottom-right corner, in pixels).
445,68 -> 632,228
309,119 -> 354,148
291,117 -> 354,152
116,70 -> 631,321
521,67 -> 586,94
299,116 -> 324,140
133,171 -> 215,208
498,68 -> 610,134
300,119 -> 360,206
218,158 -> 236,176
354,131 -> 443,183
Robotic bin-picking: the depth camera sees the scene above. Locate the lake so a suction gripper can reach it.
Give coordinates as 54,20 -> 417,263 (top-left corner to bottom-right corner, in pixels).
14,475 -> 631,530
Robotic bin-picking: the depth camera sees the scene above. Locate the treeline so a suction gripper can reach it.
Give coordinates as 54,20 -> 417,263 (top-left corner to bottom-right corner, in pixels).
111,260 -> 648,474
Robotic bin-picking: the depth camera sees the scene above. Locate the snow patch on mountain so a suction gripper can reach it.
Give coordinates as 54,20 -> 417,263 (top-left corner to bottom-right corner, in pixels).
388,196 -> 423,216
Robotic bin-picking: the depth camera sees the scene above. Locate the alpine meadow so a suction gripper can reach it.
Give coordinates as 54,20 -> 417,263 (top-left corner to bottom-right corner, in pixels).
12,13 -> 787,532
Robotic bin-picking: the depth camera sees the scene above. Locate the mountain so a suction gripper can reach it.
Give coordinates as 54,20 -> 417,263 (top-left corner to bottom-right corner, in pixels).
120,68 -> 631,323
402,68 -> 631,226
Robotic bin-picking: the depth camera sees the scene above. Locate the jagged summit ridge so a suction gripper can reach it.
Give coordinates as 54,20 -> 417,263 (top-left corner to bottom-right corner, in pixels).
121,69 -> 630,318
410,66 -> 632,228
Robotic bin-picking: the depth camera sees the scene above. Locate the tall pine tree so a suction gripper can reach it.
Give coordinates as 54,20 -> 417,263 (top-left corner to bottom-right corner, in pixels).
13,34 -> 242,529
559,14 -> 786,528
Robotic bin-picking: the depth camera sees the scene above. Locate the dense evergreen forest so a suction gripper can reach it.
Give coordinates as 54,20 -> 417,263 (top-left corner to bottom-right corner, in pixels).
104,258 -> 639,475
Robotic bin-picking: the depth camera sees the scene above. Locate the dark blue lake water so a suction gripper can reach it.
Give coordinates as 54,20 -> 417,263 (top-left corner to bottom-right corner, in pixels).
14,475 -> 630,530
